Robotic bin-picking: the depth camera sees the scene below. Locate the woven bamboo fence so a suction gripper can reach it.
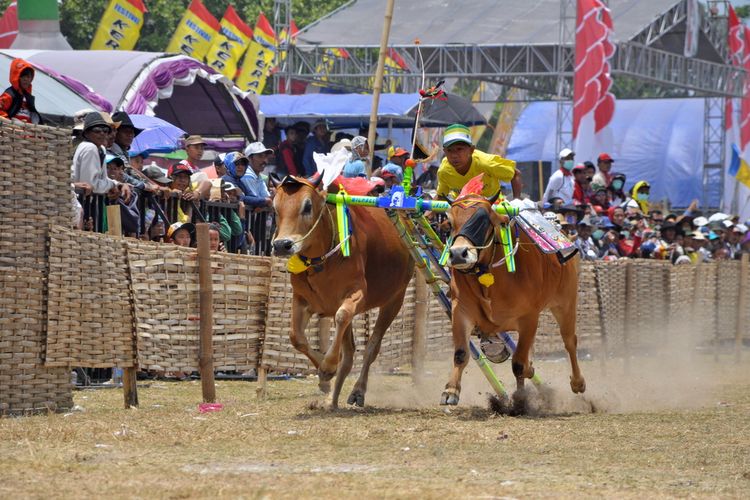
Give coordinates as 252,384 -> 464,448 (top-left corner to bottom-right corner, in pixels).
0,120 -> 74,414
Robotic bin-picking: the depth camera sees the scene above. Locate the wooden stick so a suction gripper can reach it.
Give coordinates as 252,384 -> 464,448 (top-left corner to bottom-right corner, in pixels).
366,0 -> 396,176
196,223 -> 216,403
256,365 -> 268,399
537,160 -> 544,202
412,273 -> 427,383
736,254 -> 749,362
106,205 -> 139,408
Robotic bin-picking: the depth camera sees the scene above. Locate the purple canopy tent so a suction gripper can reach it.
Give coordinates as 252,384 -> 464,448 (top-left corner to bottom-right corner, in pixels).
0,50 -> 259,149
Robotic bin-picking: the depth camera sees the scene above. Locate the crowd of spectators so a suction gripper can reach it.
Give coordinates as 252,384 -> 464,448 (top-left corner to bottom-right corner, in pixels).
542,148 -> 750,263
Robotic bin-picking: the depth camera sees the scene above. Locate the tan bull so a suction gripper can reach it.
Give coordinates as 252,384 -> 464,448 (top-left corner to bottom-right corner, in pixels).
443,192 -> 585,407
271,176 -> 414,408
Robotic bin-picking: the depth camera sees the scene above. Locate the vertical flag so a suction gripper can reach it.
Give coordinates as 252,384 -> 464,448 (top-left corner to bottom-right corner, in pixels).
311,47 -> 351,87
724,6 -> 750,218
90,0 -> 147,50
382,48 -> 408,92
165,0 -> 220,60
276,19 -> 299,66
572,0 -> 615,162
236,13 -> 278,94
0,1 -> 18,49
204,5 -> 253,79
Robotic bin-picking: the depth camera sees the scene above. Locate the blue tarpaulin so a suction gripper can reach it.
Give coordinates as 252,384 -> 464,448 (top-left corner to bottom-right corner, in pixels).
506,99 -> 706,207
259,93 -> 486,128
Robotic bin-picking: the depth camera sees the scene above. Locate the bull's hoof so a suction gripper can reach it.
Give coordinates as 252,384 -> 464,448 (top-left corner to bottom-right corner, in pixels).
347,390 -> 365,407
318,379 -> 331,394
317,367 -> 335,383
570,376 -> 586,394
440,391 -> 460,406
510,388 -> 528,416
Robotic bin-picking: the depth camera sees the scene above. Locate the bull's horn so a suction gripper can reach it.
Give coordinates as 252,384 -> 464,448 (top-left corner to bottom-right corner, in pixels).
308,173 -> 323,189
486,189 -> 502,204
269,174 -> 282,188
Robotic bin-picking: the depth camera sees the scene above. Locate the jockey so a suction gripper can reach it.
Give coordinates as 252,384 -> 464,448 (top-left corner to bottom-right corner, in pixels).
437,124 -> 521,363
436,124 -> 523,199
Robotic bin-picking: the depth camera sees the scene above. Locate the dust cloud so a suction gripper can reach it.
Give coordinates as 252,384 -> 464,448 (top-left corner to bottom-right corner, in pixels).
363,329 -> 750,416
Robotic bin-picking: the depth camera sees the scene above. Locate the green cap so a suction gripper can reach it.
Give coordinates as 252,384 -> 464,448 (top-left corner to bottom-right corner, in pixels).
443,124 -> 473,147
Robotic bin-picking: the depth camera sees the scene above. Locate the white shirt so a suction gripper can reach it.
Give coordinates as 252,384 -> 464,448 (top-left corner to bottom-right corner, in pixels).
71,141 -> 116,195
543,169 -> 574,204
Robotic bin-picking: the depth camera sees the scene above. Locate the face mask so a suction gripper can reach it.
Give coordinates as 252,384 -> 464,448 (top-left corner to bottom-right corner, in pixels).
636,193 -> 649,202
612,179 -> 623,190
592,229 -> 604,240
563,160 -> 574,171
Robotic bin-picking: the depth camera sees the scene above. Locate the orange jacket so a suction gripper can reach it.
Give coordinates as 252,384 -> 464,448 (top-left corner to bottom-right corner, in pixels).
0,58 -> 36,121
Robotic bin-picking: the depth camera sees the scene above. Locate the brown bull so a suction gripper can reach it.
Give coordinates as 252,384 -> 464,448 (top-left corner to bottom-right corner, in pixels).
442,194 -> 585,406
271,176 -> 414,408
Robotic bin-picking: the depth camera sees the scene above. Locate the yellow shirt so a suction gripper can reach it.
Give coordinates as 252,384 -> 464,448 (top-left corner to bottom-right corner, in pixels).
436,150 -> 516,198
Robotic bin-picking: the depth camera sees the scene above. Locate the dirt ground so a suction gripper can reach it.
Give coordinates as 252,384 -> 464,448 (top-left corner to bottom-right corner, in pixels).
1,352 -> 749,499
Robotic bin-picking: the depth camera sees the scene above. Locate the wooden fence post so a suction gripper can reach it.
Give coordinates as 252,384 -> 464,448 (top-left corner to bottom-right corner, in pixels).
106,205 -> 139,408
737,254 -> 749,362
412,274 -> 427,383
196,223 -> 216,403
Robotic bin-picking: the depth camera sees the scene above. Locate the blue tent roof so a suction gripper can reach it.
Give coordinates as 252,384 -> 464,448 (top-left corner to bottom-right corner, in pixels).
507,99 -> 707,207
259,93 -> 486,128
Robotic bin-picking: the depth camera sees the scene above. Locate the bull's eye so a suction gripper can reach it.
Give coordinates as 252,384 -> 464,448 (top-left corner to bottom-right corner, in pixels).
301,199 -> 312,216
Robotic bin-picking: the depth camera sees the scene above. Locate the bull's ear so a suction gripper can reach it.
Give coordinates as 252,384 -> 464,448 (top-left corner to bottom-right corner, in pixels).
309,173 -> 323,189
486,189 -> 501,205
269,174 -> 281,188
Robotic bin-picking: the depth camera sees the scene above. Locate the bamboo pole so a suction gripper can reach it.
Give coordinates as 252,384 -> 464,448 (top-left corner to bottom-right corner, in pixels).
537,160 -> 544,201
736,253 -> 748,362
196,223 -> 216,403
106,205 -> 139,408
366,0 -> 396,176
412,273 -> 427,383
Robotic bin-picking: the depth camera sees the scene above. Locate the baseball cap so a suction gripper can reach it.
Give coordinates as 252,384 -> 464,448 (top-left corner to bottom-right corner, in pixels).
168,162 -> 192,177
693,216 -> 708,227
571,163 -> 586,172
708,212 -> 729,223
598,153 -> 614,162
143,164 -> 171,184
558,148 -> 574,159
183,135 -> 206,147
381,171 -> 397,179
104,154 -> 124,165
221,181 -> 241,192
244,142 -> 273,156
167,222 -> 195,240
443,124 -> 473,147
392,147 -> 409,157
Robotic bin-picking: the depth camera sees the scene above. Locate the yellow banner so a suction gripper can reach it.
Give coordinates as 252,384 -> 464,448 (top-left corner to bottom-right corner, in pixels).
165,0 -> 220,60
204,6 -> 253,79
236,41 -> 276,94
90,0 -> 146,51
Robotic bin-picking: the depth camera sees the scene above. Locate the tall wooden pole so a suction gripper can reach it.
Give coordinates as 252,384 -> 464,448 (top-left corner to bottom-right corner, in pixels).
366,0 -> 396,175
196,223 -> 216,403
106,205 -> 138,408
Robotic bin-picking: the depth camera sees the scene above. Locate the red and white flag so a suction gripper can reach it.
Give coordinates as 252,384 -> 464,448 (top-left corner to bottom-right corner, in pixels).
572,0 -> 615,162
724,5 -> 750,218
0,1 -> 17,49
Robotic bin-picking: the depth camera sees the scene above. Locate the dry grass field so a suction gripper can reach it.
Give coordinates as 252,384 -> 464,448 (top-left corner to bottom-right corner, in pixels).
1,352 -> 749,499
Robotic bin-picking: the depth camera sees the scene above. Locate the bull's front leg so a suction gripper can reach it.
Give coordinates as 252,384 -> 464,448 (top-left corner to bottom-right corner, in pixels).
290,294 -> 322,368
318,289 -> 364,386
441,304 -> 473,405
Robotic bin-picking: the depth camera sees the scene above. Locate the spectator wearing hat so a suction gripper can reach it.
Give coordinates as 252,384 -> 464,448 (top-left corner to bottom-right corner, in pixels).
167,161 -> 210,222
108,111 -> 143,167
592,153 -> 614,190
277,124 -> 304,177
574,217 -> 598,260
591,187 -> 610,215
0,58 -> 42,124
543,148 -> 575,205
343,136 -> 369,178
377,147 -> 409,184
72,112 -> 132,202
226,146 -> 273,208
302,119 -> 331,177
166,222 -> 195,247
571,163 -> 593,206
656,220 -> 685,263
436,124 -> 520,199
626,180 -> 651,215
